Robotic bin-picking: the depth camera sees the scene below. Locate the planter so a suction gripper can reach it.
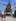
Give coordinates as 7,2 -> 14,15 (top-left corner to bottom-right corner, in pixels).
13,14 -> 16,17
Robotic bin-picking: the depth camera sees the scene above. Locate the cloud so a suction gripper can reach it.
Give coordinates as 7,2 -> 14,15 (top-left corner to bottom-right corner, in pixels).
0,0 -> 9,2
0,0 -> 16,12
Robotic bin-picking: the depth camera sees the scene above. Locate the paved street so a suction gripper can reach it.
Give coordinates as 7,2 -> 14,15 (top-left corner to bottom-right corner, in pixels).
0,16 -> 16,21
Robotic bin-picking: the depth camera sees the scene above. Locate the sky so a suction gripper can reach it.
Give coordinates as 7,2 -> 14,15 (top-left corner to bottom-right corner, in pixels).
0,0 -> 16,12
